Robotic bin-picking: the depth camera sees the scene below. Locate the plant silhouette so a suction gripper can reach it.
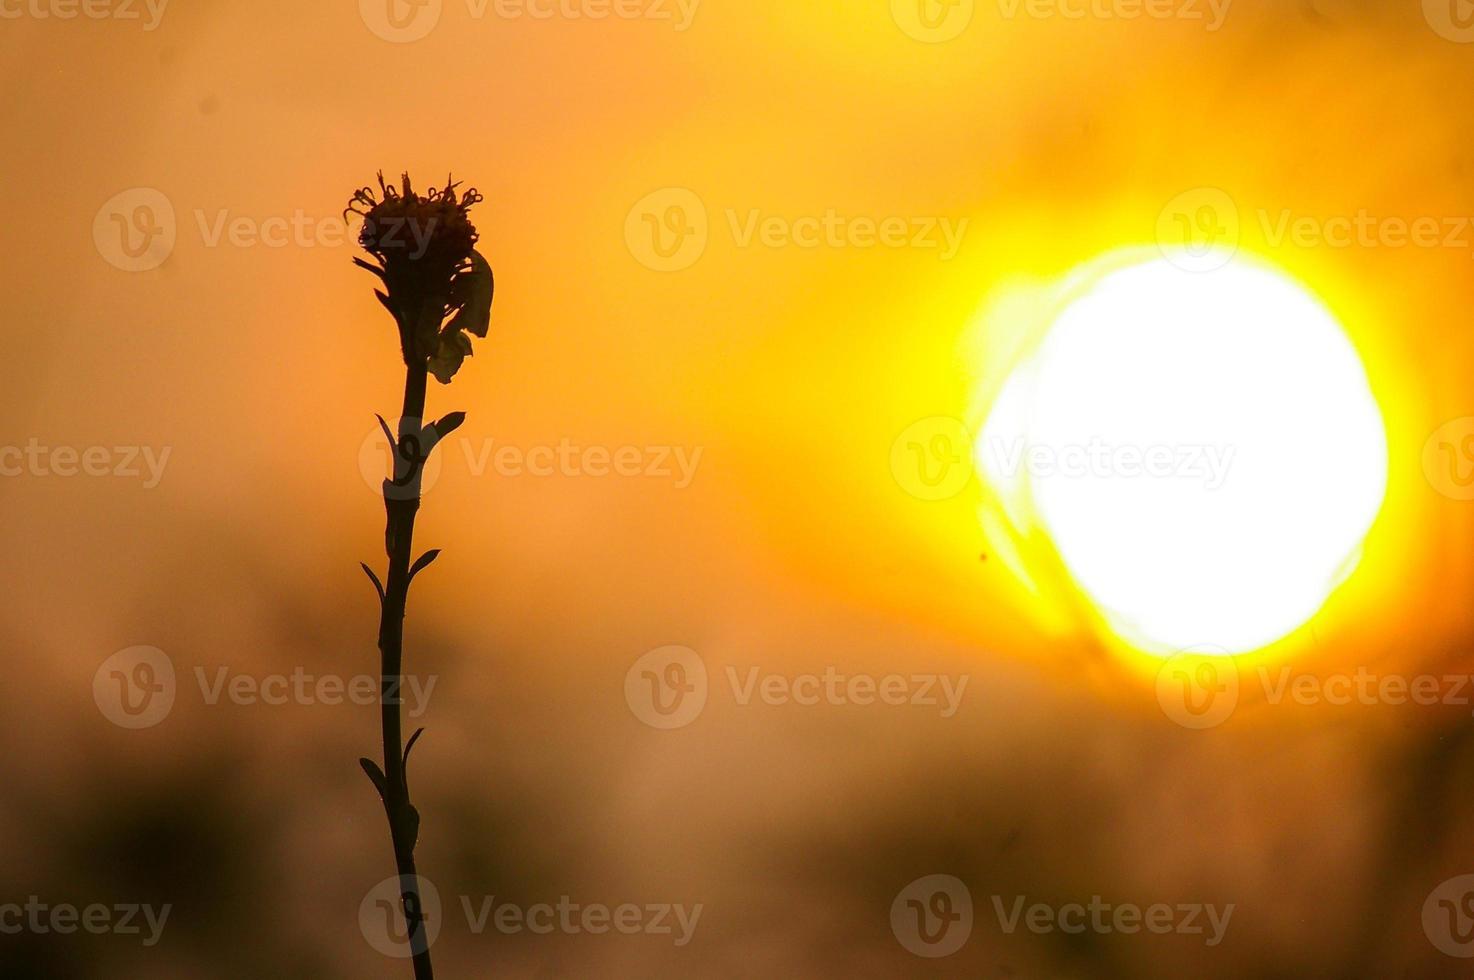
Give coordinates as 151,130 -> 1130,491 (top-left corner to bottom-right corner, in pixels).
347,172 -> 494,980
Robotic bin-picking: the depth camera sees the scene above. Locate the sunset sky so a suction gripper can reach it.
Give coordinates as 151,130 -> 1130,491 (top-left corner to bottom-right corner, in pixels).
2,1 -> 1473,976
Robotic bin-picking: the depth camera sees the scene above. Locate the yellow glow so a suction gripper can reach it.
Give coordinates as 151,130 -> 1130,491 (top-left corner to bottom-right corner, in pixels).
977,252 -> 1389,656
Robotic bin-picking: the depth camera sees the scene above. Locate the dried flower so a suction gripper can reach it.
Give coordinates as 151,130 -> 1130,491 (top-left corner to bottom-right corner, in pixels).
347,171 -> 494,382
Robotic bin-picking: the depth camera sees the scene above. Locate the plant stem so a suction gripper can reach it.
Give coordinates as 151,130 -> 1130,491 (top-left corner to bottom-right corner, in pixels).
378,361 -> 435,980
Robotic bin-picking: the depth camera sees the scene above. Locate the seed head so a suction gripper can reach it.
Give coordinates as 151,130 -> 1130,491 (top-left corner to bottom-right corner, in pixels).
347,172 -> 494,382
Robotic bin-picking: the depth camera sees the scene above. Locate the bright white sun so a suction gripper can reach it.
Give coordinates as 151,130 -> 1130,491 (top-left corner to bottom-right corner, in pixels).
978,253 -> 1388,655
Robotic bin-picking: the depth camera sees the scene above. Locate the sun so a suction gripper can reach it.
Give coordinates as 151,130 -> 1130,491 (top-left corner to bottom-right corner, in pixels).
977,252 -> 1388,656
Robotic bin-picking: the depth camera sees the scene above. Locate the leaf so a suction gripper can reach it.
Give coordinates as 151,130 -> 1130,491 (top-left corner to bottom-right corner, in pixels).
404,727 -> 425,767
427,330 -> 473,384
359,562 -> 386,603
418,413 -> 464,460
359,758 -> 387,799
446,249 -> 494,339
374,413 -> 397,453
354,256 -> 386,280
431,411 -> 466,441
409,550 -> 441,582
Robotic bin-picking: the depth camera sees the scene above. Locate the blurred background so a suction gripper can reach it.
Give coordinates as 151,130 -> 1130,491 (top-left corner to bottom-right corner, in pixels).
1,0 -> 1472,975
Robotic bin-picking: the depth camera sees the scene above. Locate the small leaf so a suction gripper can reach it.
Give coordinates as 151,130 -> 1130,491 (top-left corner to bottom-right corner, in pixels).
446,249 -> 494,339
359,758 -> 388,799
404,727 -> 425,768
409,550 -> 441,581
354,256 -> 386,280
427,409 -> 465,453
374,413 -> 397,453
418,414 -> 462,456
427,330 -> 472,384
431,411 -> 466,441
359,562 -> 386,603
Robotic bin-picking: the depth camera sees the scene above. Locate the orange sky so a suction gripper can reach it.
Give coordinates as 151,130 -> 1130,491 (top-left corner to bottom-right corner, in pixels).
1,1 -> 1473,976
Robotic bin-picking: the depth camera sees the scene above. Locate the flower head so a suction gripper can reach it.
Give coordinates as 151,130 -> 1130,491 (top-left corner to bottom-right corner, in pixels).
348,172 -> 494,382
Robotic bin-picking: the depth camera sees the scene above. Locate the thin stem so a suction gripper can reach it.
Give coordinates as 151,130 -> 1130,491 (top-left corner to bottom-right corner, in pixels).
377,361 -> 435,980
